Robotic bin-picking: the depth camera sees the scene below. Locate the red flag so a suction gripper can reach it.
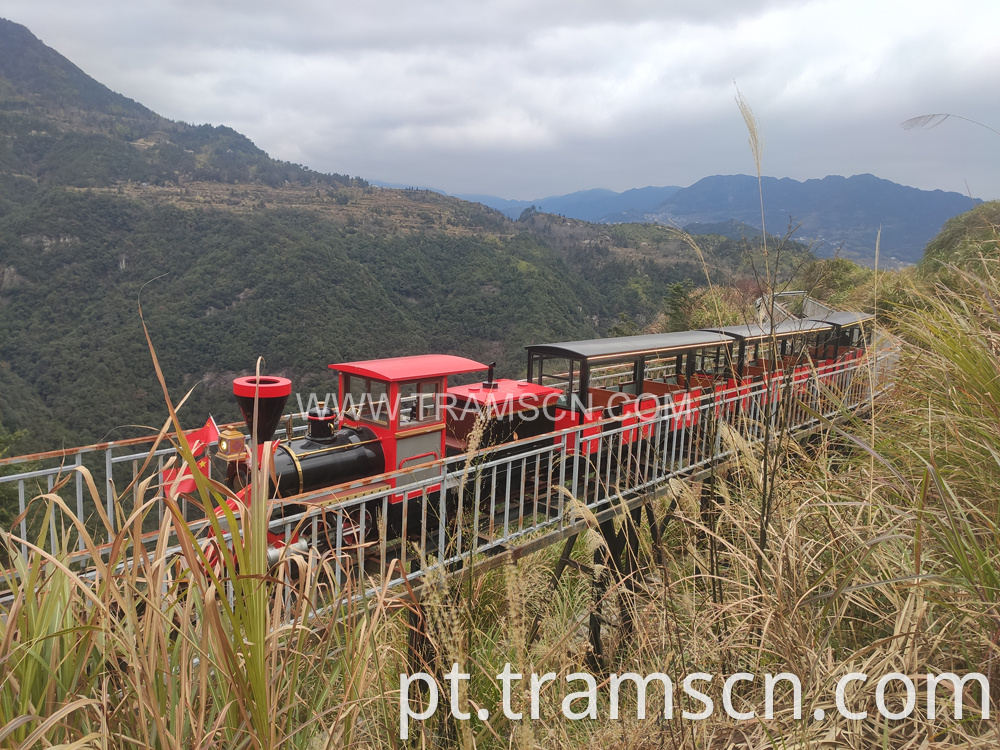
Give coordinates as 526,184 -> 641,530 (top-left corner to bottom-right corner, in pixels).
163,417 -> 221,499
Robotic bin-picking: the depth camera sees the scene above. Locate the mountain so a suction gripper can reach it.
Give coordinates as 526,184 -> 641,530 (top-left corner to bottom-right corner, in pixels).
629,174 -> 979,264
0,18 -> 153,119
0,19 -> 357,193
458,186 -> 682,222
0,18 -> 738,451
461,176 -> 976,264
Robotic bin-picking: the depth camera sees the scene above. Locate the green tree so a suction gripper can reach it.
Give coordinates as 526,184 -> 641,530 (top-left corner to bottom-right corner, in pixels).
661,280 -> 697,332
0,420 -> 27,530
607,312 -> 640,337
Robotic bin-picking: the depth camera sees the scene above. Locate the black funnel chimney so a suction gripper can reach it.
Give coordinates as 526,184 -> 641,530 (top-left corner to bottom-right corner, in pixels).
233,375 -> 292,444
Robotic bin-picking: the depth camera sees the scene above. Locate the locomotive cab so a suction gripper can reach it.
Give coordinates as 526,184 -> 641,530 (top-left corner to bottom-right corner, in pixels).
331,354 -> 491,500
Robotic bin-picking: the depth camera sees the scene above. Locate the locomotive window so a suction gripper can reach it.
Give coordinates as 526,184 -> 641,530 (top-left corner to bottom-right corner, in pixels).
341,376 -> 362,418
419,381 -> 440,421
398,380 -> 441,427
361,381 -> 390,425
342,376 -> 391,426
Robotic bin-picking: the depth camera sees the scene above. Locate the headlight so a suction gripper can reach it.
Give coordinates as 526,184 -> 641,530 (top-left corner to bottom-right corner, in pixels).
216,428 -> 246,461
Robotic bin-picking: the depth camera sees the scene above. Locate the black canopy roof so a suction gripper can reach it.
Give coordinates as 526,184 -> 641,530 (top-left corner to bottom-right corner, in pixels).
804,311 -> 874,327
703,317 -> 835,343
527,312 -> 868,365
525,330 -> 734,362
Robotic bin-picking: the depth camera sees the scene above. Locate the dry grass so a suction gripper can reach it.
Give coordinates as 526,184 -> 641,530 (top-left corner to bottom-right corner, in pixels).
0,462 -> 406,749
385,375 -> 998,748
5,268 -> 1000,748
368,103 -> 1000,746
5,102 -> 1000,744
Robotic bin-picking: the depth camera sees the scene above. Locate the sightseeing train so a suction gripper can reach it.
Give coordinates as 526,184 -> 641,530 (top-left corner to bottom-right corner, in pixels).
207,309 -> 873,561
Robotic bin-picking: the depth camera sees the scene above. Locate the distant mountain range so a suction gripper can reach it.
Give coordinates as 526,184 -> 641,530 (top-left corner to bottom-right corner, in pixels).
461,175 -> 980,264
455,186 -> 683,223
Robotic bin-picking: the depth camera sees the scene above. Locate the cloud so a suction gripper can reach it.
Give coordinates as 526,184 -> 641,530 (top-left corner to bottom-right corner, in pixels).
5,0 -> 1000,198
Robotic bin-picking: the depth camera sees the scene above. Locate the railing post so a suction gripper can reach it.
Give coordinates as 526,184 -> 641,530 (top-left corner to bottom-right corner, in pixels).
75,453 -> 84,552
335,511 -> 345,588
18,480 -> 27,558
407,558 -> 432,677
105,446 -> 115,543
438,484 -> 447,560
47,474 -> 56,555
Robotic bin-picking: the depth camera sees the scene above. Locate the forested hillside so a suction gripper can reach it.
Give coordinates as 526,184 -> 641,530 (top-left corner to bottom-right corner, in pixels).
0,187 -> 598,447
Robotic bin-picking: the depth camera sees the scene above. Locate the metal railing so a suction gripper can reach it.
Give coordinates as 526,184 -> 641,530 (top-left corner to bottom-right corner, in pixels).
0,416 -> 313,557
0,345 -> 897,596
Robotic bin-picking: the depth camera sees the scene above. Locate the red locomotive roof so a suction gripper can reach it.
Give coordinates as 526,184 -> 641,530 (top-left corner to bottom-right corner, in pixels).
329,354 -> 488,382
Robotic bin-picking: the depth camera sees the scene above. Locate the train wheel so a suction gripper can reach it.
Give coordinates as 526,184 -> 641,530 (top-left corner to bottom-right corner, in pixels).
310,505 -> 377,557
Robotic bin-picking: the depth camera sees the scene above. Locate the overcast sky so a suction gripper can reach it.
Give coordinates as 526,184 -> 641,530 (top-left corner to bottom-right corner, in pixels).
6,1 -> 1000,200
